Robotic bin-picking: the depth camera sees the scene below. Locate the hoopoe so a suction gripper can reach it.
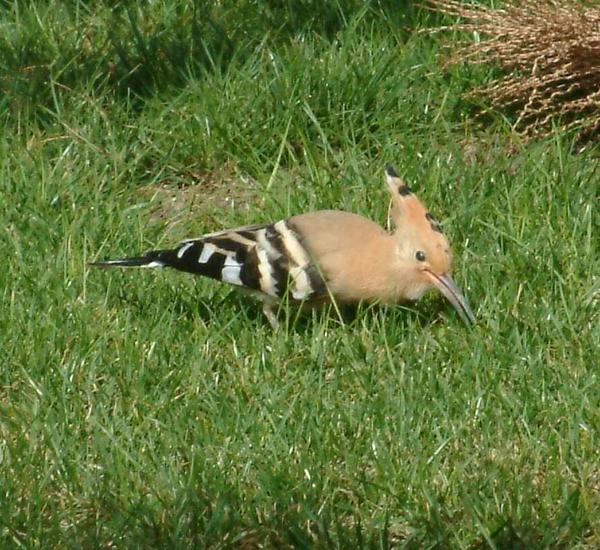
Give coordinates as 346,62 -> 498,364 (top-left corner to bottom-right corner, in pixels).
91,166 -> 475,327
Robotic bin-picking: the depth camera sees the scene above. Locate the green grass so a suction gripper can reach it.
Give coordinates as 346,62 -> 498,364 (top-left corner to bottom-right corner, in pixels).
1,1 -> 599,547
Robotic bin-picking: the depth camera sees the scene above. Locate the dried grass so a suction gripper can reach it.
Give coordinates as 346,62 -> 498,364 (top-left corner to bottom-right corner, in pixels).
426,0 -> 600,142
137,167 -> 261,239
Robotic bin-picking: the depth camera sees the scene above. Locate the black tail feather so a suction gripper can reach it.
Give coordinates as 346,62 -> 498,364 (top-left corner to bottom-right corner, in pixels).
90,233 -> 261,289
90,239 -> 246,284
89,250 -> 169,268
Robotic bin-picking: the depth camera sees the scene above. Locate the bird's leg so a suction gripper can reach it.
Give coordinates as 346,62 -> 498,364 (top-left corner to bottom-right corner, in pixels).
262,301 -> 279,329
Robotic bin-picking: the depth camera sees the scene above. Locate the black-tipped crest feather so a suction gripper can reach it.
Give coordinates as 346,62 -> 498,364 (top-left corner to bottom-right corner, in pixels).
385,165 -> 398,178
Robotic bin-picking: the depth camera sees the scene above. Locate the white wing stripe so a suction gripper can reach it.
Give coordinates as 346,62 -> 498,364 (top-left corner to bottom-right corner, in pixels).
177,242 -> 194,258
198,243 -> 217,263
257,228 -> 282,260
274,221 -> 310,266
221,265 -> 243,286
256,247 -> 276,296
289,266 -> 312,300
223,255 -> 241,267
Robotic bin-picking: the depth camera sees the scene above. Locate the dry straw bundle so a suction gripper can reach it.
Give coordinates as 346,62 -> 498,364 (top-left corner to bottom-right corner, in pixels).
426,0 -> 600,141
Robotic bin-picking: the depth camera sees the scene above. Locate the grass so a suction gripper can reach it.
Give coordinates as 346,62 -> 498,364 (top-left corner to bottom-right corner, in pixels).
1,1 -> 598,547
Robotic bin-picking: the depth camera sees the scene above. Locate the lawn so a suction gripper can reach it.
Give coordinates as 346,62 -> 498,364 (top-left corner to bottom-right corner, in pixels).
1,1 -> 598,547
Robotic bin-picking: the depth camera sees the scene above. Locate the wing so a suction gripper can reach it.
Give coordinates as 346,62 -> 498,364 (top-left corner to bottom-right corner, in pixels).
91,221 -> 327,302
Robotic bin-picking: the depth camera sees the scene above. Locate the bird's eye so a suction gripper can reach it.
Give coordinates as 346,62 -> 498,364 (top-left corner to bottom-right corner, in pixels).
415,250 -> 426,262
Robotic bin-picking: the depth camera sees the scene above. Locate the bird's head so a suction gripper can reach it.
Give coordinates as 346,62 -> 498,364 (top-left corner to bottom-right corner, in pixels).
385,165 -> 475,324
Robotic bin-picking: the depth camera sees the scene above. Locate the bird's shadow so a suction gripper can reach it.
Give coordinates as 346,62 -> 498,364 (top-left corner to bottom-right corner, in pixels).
101,282 -> 464,333
215,293 -> 458,333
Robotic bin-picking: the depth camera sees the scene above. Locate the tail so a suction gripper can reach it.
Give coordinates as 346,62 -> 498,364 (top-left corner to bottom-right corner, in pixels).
89,240 -> 237,279
89,250 -> 174,269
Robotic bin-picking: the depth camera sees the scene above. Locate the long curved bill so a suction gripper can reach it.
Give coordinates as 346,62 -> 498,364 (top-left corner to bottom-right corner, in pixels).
425,271 -> 476,325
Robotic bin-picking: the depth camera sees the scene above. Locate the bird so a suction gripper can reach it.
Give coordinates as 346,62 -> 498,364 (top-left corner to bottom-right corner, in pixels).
91,166 -> 475,327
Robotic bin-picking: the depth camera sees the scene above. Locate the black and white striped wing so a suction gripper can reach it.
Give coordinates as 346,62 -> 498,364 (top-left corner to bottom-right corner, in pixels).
94,221 -> 327,302
171,221 -> 327,300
